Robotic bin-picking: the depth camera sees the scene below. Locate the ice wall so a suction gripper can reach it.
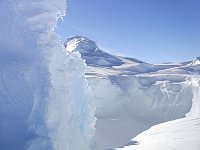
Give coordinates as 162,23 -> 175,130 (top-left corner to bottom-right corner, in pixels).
0,1 -> 95,150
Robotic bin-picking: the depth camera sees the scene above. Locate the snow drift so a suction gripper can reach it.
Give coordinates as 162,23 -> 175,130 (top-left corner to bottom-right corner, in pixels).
117,77 -> 200,150
0,1 -> 95,150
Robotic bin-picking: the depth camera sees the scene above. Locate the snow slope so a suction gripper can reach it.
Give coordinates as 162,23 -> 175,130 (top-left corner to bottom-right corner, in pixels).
0,2 -> 95,150
65,36 -> 200,150
116,78 -> 200,150
116,117 -> 200,150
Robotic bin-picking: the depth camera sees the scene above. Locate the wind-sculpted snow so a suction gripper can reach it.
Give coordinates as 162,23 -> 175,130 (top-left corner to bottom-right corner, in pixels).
0,1 -> 95,150
116,117 -> 200,150
117,77 -> 200,150
65,36 -> 200,150
89,75 -> 194,149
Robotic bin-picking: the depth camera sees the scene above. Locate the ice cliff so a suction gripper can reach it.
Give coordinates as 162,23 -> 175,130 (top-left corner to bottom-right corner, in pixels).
0,1 -> 95,150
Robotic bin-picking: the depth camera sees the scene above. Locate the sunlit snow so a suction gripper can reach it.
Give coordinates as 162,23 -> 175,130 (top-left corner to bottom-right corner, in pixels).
66,36 -> 200,150
0,1 -> 199,150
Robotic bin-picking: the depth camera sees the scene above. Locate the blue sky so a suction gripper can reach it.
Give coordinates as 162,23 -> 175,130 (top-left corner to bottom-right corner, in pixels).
56,0 -> 200,63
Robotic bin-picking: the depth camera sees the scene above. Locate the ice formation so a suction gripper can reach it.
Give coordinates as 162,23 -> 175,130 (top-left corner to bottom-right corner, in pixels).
0,1 -> 95,150
116,77 -> 200,150
65,36 -> 200,150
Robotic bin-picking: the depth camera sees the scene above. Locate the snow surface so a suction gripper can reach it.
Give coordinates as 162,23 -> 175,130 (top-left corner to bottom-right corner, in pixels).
0,2 -> 95,150
116,117 -> 200,150
116,78 -> 200,150
65,36 -> 200,150
0,3 -> 199,148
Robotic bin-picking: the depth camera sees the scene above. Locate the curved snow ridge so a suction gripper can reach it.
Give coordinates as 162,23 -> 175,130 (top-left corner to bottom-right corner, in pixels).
93,75 -> 193,122
116,117 -> 200,150
89,74 -> 194,149
115,76 -> 200,150
64,36 -> 124,67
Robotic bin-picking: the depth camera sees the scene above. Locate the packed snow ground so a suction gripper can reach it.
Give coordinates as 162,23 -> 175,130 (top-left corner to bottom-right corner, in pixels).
116,117 -> 200,150
66,36 -> 200,150
116,78 -> 200,150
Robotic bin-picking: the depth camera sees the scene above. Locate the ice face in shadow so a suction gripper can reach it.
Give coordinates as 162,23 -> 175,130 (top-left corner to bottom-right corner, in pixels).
0,1 -> 95,150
